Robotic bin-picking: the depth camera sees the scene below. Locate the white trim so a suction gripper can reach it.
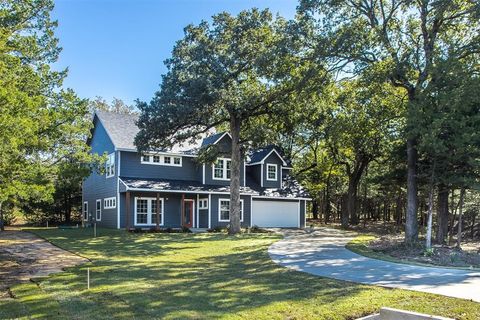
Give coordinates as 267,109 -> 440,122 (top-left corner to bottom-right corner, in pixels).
196,194 -> 200,228
120,178 -> 129,189
252,196 -> 312,201
218,198 -> 244,222
116,147 -> 198,157
95,199 -> 102,221
260,164 -> 264,187
202,164 -> 205,184
198,198 -> 209,209
251,199 -> 256,227
212,132 -> 231,144
83,201 -> 88,221
103,197 -> 117,209
134,196 -> 164,226
106,152 -> 115,178
212,157 -> 231,181
117,151 -> 121,229
125,187 -> 251,196
266,163 -> 278,181
140,154 -> 182,167
280,166 -> 283,188
304,200 -> 307,228
183,198 -> 195,227
208,194 -> 211,229
298,200 -> 301,228
245,148 -> 288,166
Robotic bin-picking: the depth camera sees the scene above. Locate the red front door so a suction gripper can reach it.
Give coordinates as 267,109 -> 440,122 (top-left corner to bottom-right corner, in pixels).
183,200 -> 193,228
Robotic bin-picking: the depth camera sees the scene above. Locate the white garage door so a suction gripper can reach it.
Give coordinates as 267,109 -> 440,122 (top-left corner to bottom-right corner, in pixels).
252,200 -> 299,228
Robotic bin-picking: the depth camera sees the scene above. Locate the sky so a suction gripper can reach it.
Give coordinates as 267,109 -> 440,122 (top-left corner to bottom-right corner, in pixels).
52,0 -> 298,106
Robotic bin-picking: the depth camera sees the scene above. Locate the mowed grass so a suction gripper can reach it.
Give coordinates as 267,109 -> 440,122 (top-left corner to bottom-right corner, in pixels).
1,229 -> 479,320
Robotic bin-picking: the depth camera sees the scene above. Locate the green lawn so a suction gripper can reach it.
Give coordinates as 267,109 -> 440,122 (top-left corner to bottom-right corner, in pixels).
1,229 -> 479,320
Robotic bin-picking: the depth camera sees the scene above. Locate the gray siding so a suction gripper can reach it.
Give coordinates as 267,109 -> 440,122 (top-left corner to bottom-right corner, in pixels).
210,194 -> 251,228
262,153 -> 283,188
82,117 -> 118,228
120,151 -> 201,181
203,134 -> 245,186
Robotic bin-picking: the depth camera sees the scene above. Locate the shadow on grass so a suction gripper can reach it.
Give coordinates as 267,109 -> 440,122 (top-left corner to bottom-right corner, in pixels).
3,228 -> 478,320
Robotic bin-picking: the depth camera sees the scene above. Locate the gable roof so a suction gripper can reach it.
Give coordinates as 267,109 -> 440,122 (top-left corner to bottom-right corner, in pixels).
247,145 -> 288,166
200,131 -> 231,147
93,110 -> 204,154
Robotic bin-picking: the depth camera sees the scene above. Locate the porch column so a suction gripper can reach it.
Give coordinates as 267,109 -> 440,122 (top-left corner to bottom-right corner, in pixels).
156,193 -> 160,230
181,194 -> 185,227
125,191 -> 131,231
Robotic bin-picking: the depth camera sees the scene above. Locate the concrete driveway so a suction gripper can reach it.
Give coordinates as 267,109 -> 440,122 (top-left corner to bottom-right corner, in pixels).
269,228 -> 480,302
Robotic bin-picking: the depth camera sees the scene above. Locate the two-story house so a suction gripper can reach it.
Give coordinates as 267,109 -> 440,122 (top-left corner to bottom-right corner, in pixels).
82,111 -> 310,230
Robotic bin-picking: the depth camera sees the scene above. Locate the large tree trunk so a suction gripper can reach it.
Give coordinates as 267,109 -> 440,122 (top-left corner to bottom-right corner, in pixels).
405,137 -> 419,243
347,179 -> 359,225
341,194 -> 349,228
228,116 -> 242,235
0,201 -> 4,231
312,198 -> 319,220
457,188 -> 465,248
436,186 -> 449,244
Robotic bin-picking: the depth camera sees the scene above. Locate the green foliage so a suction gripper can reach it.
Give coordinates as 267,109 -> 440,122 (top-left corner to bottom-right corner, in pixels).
0,0 -> 97,226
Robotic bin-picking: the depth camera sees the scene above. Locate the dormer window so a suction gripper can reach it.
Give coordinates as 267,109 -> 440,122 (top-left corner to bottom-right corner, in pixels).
164,156 -> 171,164
106,153 -> 115,178
267,164 -> 277,181
213,158 -> 231,180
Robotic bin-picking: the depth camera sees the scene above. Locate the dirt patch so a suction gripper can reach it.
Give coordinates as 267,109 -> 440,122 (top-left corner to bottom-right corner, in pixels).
0,229 -> 88,299
368,234 -> 480,268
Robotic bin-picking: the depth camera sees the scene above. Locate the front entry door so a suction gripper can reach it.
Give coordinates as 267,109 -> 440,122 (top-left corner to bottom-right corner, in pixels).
183,200 -> 193,228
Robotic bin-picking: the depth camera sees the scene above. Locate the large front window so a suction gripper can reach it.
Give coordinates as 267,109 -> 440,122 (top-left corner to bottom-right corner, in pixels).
213,158 -> 231,180
218,199 -> 244,222
135,197 -> 164,225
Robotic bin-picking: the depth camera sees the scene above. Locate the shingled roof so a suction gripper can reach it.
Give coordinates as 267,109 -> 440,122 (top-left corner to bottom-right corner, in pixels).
94,110 -> 204,154
248,145 -> 289,166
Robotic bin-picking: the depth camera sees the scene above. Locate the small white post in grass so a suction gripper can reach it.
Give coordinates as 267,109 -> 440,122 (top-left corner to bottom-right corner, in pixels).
46,221 -> 48,229
94,223 -> 96,238
87,268 -> 90,290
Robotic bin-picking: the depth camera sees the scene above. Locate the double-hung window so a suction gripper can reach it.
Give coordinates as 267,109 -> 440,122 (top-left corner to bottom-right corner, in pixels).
218,199 -> 244,222
95,199 -> 102,221
213,158 -> 231,180
134,197 -> 164,225
83,201 -> 88,221
266,164 -> 277,181
198,198 -> 208,209
106,153 -> 115,178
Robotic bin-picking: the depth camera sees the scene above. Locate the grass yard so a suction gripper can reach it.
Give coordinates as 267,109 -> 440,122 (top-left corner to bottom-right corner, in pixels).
1,229 -> 479,320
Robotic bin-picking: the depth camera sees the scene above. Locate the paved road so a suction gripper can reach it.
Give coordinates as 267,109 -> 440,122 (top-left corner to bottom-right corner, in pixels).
269,228 -> 480,302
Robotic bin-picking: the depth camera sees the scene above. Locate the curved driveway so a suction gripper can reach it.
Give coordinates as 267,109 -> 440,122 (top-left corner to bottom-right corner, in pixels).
269,228 -> 480,302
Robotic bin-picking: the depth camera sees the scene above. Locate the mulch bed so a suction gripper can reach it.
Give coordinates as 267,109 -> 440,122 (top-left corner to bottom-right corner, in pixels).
368,234 -> 480,268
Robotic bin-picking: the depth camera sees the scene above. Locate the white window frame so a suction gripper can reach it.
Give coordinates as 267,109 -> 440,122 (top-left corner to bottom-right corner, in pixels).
104,197 -> 116,209
198,198 -> 208,209
218,198 -> 244,222
266,163 -> 277,181
106,153 -> 115,178
95,199 -> 102,221
141,154 -> 182,167
83,201 -> 88,221
134,197 -> 164,226
212,158 -> 231,180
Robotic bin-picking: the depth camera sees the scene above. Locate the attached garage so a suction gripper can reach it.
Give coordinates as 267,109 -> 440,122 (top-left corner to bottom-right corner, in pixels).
251,199 -> 301,228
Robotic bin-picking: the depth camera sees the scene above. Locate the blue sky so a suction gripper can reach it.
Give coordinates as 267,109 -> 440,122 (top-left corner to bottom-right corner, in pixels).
52,0 -> 298,105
